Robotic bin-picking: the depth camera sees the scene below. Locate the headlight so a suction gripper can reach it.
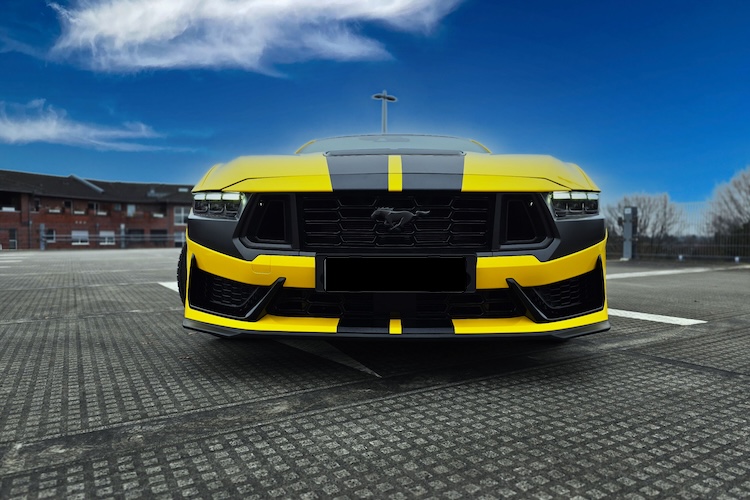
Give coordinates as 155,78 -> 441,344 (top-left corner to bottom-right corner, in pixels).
193,192 -> 244,219
548,191 -> 599,218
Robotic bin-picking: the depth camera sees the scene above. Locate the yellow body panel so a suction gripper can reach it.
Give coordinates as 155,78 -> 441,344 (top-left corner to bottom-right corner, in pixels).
452,308 -> 608,334
189,239 -> 316,288
228,176 -> 333,193
388,155 -> 403,192
194,155 -> 333,192
476,238 -> 606,288
462,154 -> 598,192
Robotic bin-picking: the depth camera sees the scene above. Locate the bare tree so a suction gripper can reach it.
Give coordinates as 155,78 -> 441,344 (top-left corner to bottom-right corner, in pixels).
707,166 -> 750,234
605,193 -> 684,240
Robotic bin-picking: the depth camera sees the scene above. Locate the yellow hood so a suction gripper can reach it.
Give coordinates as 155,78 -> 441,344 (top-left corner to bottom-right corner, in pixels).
193,153 -> 599,193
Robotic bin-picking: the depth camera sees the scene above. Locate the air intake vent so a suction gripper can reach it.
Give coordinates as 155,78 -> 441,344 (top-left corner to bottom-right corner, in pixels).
499,194 -> 550,246
241,195 -> 292,247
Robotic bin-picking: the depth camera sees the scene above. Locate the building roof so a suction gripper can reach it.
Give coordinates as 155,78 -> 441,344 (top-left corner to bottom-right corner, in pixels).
0,169 -> 193,204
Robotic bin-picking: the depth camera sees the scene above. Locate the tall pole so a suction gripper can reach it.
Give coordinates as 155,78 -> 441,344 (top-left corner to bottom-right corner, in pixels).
372,90 -> 397,134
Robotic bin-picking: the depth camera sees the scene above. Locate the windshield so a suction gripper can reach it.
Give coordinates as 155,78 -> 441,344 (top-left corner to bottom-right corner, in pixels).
297,134 -> 491,154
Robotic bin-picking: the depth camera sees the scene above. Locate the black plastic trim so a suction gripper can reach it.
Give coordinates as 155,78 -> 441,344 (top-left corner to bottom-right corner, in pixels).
188,217 -> 244,259
244,277 -> 286,321
549,216 -> 607,260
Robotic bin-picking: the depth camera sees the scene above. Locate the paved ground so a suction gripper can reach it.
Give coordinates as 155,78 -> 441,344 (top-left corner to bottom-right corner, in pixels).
0,249 -> 749,499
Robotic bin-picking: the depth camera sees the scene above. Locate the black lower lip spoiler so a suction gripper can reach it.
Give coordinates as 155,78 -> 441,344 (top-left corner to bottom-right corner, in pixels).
182,318 -> 610,341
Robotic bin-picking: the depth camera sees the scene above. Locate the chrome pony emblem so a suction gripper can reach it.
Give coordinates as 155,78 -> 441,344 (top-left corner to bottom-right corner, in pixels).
370,207 -> 430,231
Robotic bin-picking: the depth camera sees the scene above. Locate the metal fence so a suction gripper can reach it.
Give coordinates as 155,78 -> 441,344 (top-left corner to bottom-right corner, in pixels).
606,202 -> 750,261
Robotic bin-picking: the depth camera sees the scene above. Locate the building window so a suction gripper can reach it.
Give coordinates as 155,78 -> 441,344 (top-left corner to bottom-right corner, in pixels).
100,231 -> 115,246
175,206 -> 190,225
150,229 -> 168,246
45,229 -> 56,243
64,200 -> 72,209
127,204 -> 136,217
0,192 -> 20,212
114,203 -> 122,211
174,230 -> 186,247
126,229 -> 145,243
88,202 -> 99,213
71,230 -> 89,246
8,228 -> 17,250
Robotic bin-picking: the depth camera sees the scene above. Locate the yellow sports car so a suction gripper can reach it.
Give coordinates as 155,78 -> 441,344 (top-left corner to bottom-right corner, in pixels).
178,134 -> 608,339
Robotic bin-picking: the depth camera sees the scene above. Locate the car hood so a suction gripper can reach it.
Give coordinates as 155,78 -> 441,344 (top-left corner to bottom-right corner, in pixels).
193,152 -> 599,193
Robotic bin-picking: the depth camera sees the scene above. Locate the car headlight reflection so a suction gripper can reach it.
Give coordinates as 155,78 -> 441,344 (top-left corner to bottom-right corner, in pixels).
193,192 -> 244,219
548,191 -> 599,218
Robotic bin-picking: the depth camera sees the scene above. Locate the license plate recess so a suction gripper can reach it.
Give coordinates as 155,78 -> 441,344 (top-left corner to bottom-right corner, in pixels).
317,256 -> 476,292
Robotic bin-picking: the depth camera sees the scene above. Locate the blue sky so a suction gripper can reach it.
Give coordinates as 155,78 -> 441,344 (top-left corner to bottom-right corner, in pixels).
1,0 -> 749,204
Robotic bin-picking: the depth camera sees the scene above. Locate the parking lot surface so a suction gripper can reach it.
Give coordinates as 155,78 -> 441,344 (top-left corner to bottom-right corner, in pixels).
1,249 -> 749,499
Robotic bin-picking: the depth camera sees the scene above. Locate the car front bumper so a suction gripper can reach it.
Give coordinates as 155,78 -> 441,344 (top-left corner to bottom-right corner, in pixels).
182,235 -> 609,339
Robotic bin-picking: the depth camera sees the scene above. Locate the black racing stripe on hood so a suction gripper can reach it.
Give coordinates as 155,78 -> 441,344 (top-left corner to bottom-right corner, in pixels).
326,155 -> 388,190
401,154 -> 464,190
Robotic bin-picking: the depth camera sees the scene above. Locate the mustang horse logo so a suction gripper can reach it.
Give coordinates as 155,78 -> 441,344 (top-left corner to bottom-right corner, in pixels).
371,207 -> 430,231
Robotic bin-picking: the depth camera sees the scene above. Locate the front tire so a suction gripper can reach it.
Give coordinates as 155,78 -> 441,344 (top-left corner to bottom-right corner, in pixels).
177,243 -> 187,305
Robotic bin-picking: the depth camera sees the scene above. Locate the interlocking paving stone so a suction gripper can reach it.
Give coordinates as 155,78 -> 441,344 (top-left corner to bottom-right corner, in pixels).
0,313 -> 368,445
630,326 -> 750,376
2,355 -> 749,498
1,250 -> 749,499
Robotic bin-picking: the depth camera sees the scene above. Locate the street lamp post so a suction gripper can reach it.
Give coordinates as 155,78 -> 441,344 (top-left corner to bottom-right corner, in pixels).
372,90 -> 397,134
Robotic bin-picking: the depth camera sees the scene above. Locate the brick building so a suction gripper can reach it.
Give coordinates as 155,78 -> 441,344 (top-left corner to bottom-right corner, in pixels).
0,169 -> 193,250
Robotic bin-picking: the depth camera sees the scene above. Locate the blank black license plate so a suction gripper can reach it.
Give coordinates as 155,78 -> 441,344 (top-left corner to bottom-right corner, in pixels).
321,257 -> 474,292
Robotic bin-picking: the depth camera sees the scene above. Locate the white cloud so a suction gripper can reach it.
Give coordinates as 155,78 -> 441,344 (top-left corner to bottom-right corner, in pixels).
49,0 -> 463,72
0,99 -> 166,151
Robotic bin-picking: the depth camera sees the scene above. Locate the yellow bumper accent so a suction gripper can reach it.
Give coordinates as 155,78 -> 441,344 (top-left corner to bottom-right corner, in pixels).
185,308 -> 339,333
476,238 -> 606,288
189,238 -> 316,288
187,236 -> 605,290
452,308 -> 608,334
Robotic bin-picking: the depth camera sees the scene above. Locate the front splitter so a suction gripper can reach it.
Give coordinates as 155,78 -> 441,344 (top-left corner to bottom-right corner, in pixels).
183,318 -> 611,341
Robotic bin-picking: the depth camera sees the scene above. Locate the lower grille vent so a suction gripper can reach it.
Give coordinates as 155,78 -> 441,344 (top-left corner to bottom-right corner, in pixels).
527,265 -> 605,320
189,264 -> 267,318
267,289 -> 522,319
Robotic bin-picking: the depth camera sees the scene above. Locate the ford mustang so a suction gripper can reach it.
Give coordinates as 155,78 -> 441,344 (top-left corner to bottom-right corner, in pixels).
178,134 -> 609,339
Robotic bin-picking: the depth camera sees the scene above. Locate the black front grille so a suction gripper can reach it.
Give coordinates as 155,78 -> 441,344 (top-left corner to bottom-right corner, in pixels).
299,192 -> 493,251
267,289 -> 522,320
